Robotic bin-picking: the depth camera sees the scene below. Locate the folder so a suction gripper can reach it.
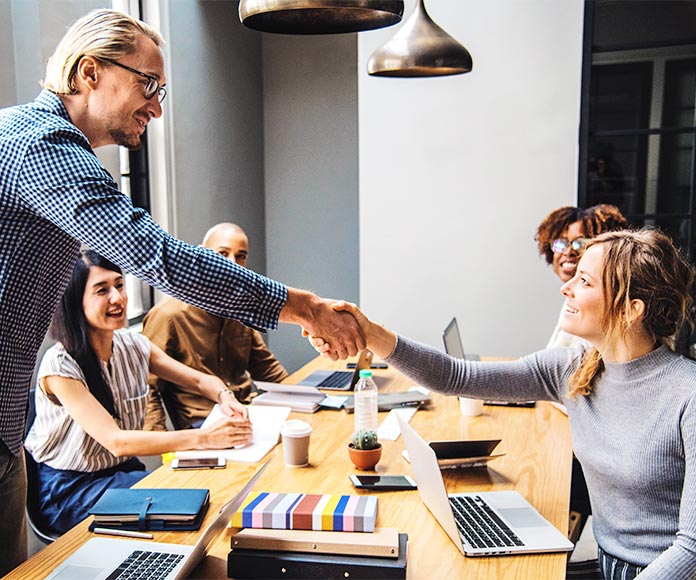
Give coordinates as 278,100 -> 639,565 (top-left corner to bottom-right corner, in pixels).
227,532 -> 408,579
231,527 -> 400,558
87,488 -> 210,532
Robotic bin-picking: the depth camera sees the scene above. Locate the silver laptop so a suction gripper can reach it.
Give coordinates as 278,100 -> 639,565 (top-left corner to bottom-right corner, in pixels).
299,349 -> 373,390
442,317 -> 480,361
397,415 -> 573,557
443,317 -> 534,408
45,459 -> 271,580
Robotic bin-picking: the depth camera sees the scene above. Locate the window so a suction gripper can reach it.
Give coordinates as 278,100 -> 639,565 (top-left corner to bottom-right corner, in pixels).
579,1 -> 696,259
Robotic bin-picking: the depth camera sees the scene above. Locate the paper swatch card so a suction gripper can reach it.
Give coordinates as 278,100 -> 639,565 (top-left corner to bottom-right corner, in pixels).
232,492 -> 378,532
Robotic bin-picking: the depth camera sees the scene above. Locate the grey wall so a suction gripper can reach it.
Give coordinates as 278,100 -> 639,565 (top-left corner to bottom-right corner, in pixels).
166,1 -> 267,268
0,0 -> 107,108
165,3 -> 359,373
262,34 -> 360,371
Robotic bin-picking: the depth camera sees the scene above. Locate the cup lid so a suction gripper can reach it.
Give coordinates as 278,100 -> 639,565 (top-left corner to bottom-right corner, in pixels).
281,419 -> 312,437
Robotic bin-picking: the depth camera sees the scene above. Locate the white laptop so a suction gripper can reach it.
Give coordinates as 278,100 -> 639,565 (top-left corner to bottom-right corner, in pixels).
397,415 -> 573,557
45,459 -> 271,580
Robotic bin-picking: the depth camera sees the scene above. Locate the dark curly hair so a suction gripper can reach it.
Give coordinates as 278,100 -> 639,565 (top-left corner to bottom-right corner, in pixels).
535,204 -> 629,265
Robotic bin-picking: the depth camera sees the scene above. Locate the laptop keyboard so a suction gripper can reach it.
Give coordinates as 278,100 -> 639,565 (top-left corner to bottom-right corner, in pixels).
105,550 -> 184,580
450,495 -> 525,550
316,370 -> 352,389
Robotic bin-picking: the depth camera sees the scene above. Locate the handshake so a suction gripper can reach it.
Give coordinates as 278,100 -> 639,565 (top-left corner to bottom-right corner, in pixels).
284,293 -> 396,361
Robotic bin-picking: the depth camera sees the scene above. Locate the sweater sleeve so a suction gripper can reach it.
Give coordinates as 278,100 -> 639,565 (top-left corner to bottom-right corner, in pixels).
636,392 -> 696,579
385,335 -> 578,403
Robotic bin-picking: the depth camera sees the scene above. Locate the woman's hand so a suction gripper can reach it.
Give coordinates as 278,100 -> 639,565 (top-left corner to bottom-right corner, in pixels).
199,416 -> 253,449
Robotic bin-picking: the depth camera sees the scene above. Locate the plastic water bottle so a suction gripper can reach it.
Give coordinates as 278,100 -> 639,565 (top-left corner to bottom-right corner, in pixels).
354,369 -> 378,434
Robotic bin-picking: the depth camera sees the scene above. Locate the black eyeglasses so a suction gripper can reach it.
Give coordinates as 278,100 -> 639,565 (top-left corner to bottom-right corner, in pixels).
551,237 -> 590,254
101,59 -> 167,103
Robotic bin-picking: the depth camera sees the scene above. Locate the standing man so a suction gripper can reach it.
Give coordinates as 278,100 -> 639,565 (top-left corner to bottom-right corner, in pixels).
0,9 -> 362,573
143,223 -> 289,431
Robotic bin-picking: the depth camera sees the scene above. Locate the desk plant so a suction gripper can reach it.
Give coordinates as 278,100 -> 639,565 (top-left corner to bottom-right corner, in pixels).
348,428 -> 382,470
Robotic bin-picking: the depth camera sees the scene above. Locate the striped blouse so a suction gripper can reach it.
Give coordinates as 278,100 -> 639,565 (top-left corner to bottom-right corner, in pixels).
25,329 -> 152,472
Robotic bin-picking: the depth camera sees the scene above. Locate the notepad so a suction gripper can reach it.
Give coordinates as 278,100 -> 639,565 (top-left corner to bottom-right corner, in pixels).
232,492 -> 378,532
175,405 -> 290,463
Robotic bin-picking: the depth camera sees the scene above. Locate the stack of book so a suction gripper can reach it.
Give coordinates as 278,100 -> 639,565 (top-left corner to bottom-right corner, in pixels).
251,382 -> 327,413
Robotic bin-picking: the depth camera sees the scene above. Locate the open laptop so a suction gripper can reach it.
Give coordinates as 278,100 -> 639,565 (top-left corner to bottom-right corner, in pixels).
443,317 -> 534,408
442,317 -> 480,361
45,459 -> 271,580
298,349 -> 373,390
397,415 -> 573,557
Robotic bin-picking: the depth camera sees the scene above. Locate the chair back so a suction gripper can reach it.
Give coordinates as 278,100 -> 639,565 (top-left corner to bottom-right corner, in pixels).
24,389 -> 59,543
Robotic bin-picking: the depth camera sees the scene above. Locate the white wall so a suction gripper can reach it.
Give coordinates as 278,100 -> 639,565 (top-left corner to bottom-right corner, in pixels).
358,0 -> 585,357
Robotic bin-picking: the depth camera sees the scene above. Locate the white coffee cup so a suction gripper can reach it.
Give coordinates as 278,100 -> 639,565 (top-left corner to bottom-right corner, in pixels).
280,420 -> 312,467
458,397 -> 484,417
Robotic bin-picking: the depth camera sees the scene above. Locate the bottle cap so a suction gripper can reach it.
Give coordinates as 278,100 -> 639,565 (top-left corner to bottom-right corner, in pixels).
358,369 -> 373,378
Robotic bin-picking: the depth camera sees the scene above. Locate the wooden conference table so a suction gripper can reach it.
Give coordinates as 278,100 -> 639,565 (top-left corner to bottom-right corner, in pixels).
6,355 -> 573,580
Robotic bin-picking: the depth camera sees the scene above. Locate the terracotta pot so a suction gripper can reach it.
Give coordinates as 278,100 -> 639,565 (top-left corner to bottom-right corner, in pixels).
348,443 -> 382,470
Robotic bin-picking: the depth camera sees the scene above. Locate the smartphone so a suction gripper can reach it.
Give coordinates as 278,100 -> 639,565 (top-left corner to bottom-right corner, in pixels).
484,399 -> 536,408
346,362 -> 389,369
170,457 -> 226,470
349,474 -> 417,490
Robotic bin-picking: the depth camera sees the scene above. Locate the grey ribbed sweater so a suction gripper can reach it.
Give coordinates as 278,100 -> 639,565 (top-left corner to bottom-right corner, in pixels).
387,337 -> 696,579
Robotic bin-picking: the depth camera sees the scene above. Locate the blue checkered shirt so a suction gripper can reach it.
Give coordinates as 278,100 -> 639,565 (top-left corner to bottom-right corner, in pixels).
0,90 -> 287,455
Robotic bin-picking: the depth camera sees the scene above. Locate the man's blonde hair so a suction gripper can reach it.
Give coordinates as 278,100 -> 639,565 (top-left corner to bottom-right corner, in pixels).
43,9 -> 164,95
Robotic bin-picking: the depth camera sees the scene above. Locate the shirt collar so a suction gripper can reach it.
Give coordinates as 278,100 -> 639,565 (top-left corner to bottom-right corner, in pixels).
34,89 -> 72,124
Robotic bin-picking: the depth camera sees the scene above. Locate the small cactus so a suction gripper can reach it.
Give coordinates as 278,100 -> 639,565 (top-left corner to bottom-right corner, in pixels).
351,429 -> 379,450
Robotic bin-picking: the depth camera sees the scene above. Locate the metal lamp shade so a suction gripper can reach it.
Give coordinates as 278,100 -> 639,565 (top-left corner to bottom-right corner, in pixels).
239,0 -> 404,35
367,0 -> 472,77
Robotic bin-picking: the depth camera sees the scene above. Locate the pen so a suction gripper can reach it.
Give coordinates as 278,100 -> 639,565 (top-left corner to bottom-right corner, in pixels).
93,527 -> 154,540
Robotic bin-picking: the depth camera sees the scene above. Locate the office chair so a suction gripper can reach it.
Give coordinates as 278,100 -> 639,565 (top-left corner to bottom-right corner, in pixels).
24,389 -> 59,544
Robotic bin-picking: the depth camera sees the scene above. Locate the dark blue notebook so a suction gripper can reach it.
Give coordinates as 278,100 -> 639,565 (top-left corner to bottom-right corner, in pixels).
88,487 -> 210,531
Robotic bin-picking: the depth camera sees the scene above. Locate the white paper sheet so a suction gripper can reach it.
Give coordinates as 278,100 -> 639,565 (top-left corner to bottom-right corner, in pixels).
174,404 -> 291,463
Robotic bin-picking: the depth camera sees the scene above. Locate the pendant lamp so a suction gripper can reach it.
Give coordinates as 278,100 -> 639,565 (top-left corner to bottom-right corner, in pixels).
367,0 -> 472,77
239,0 -> 404,35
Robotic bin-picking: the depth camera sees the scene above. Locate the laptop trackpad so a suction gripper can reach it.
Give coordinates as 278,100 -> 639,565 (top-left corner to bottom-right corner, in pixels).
51,565 -> 103,579
498,507 -> 547,528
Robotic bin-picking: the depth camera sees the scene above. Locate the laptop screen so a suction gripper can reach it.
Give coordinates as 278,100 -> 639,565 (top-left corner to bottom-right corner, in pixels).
442,317 -> 465,359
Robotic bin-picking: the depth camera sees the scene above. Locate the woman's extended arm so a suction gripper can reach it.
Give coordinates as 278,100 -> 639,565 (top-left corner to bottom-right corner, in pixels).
42,375 -> 251,457
148,342 -> 249,421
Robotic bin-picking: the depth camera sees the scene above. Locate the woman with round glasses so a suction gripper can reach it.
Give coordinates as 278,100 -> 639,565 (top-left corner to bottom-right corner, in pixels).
535,204 -> 628,348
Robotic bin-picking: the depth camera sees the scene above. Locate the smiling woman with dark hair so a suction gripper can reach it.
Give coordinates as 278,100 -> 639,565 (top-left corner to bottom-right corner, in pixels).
24,250 -> 252,536
535,204 -> 629,349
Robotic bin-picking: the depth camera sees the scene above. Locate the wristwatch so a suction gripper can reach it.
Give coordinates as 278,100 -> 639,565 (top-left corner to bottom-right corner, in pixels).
217,388 -> 235,404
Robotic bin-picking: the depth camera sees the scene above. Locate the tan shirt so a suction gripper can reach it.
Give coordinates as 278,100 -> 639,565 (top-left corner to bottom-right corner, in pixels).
142,297 -> 288,430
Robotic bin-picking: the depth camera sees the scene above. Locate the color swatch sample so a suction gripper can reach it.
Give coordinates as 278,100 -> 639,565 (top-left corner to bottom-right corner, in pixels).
231,493 -> 378,532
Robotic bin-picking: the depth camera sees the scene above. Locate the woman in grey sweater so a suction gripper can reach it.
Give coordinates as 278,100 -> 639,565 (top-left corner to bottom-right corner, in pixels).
319,228 -> 696,579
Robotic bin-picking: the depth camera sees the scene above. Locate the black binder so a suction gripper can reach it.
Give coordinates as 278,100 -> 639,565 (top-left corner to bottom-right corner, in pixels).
227,532 -> 408,579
